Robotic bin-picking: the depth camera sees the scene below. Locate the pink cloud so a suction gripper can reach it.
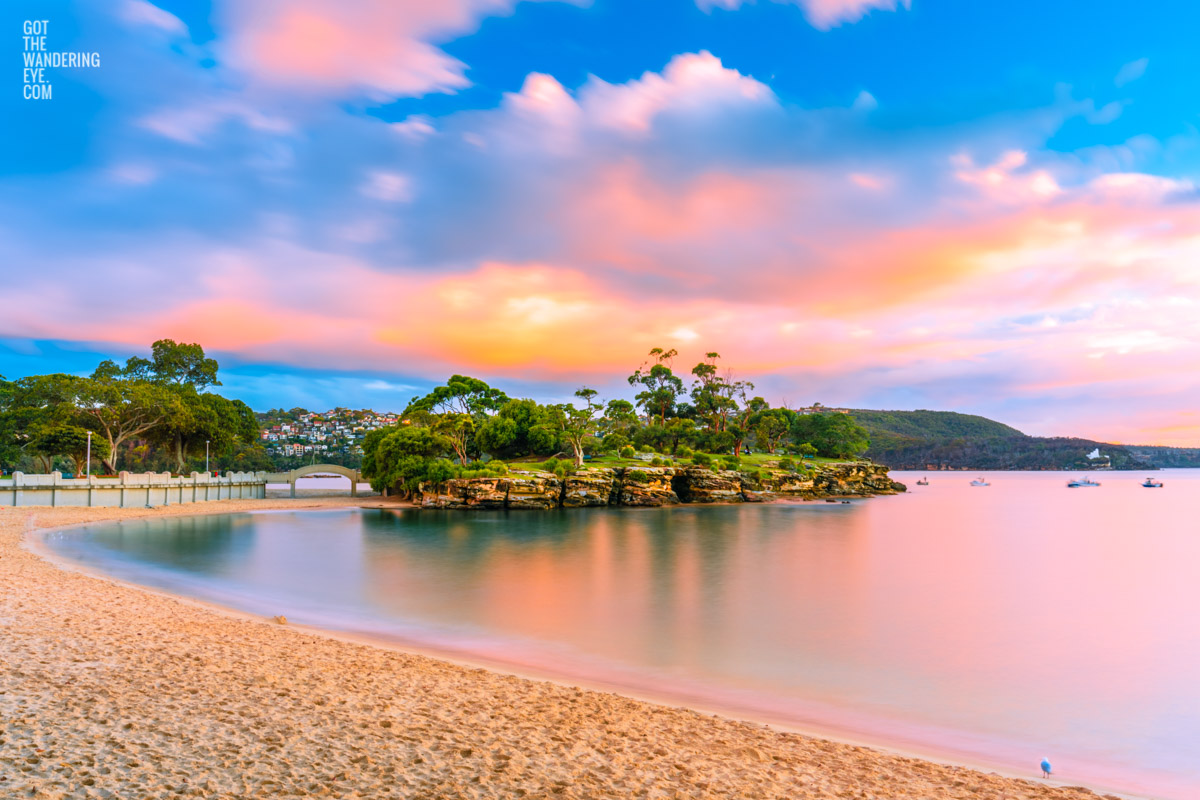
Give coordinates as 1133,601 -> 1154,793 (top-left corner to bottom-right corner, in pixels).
495,52 -> 776,145
580,51 -> 776,133
697,0 -> 911,30
216,0 -> 568,99
951,150 -> 1062,205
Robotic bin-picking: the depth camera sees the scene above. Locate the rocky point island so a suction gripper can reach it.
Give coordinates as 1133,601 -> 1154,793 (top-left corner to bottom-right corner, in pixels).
417,462 -> 905,510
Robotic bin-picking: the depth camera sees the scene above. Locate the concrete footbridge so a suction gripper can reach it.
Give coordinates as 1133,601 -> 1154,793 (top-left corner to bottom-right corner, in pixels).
265,464 -> 365,497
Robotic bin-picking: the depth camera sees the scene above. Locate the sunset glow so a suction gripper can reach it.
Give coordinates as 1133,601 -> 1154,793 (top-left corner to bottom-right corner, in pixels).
4,0 -> 1200,444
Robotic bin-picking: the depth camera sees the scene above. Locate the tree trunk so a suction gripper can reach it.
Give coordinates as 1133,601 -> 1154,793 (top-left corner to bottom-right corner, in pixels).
105,432 -> 121,471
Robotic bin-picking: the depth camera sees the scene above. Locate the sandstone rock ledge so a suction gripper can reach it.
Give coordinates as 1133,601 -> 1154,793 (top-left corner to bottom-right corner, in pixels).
418,463 -> 904,510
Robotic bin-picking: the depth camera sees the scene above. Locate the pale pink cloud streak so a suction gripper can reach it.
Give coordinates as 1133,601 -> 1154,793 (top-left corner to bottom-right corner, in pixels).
697,0 -> 911,30
216,0 -> 573,99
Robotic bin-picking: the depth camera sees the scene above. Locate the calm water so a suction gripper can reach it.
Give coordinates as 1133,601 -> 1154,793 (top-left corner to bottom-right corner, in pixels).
42,470 -> 1200,798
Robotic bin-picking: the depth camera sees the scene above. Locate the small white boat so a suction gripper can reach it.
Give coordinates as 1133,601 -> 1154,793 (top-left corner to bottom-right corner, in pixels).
970,477 -> 990,487
1142,477 -> 1164,488
916,477 -> 929,486
1067,476 -> 1101,488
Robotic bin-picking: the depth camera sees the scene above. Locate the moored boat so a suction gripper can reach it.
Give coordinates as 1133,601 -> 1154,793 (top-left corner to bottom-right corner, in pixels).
1142,477 -> 1164,488
1067,476 -> 1101,488
916,477 -> 929,485
969,477 -> 989,486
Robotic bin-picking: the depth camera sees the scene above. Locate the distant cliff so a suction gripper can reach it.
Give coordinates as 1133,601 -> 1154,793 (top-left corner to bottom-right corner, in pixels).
414,463 -> 905,510
850,410 -> 1162,471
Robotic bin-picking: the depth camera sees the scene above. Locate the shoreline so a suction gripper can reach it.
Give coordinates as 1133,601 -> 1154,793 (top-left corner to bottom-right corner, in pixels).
4,498 -> 1137,799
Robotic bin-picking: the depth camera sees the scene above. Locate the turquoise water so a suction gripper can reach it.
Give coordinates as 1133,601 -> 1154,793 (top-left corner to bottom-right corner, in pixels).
41,469 -> 1200,798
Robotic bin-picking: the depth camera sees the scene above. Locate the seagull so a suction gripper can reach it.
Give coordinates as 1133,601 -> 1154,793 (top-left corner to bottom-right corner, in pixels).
1041,758 -> 1052,778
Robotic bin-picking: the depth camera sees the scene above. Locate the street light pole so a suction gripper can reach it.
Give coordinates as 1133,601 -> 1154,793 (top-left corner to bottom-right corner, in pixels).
86,431 -> 92,478
206,440 -> 210,475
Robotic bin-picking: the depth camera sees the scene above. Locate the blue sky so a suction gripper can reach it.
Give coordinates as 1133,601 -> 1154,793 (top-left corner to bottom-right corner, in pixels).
3,0 -> 1200,443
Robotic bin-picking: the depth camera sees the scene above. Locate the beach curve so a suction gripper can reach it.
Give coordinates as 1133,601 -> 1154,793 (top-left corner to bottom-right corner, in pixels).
3,499 -> 1125,800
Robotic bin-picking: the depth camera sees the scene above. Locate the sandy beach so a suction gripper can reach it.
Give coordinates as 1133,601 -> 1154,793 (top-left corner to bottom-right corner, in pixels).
1,499 -> 1117,800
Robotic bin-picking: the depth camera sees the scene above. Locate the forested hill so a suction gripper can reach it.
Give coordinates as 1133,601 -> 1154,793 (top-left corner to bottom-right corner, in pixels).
849,409 -> 1163,470
850,410 -> 1024,441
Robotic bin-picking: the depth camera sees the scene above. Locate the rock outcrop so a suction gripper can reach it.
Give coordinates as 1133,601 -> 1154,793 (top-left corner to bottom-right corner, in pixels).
420,477 -> 507,509
505,472 -> 563,510
417,461 -> 903,510
616,467 -> 680,506
562,468 -> 617,507
811,462 -> 904,497
672,467 -> 744,504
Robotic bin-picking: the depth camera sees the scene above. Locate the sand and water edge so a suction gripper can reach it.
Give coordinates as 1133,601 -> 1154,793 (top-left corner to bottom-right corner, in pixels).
2,499 -> 1127,799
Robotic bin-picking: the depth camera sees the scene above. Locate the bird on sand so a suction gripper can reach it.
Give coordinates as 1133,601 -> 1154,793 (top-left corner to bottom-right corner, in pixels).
1040,758 -> 1052,778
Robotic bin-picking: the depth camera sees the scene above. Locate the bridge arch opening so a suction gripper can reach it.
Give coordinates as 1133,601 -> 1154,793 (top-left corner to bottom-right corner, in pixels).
265,464 -> 364,498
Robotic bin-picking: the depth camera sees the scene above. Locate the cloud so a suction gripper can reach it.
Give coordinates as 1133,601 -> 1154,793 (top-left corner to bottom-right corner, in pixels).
852,90 -> 878,111
580,51 -> 776,133
1086,100 -> 1124,124
1115,57 -> 1149,87
214,0 -> 573,100
363,380 -> 416,391
138,100 -> 293,145
391,115 -> 437,141
120,0 -> 188,36
8,27 -> 1200,443
951,150 -> 1062,205
360,171 -> 414,203
697,0 -> 911,30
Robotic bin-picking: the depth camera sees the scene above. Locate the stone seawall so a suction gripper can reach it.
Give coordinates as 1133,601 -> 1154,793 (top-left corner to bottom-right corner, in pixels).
418,463 -> 905,510
0,470 -> 268,508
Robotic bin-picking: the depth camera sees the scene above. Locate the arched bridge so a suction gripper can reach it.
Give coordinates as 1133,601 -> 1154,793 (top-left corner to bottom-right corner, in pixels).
265,464 -> 365,497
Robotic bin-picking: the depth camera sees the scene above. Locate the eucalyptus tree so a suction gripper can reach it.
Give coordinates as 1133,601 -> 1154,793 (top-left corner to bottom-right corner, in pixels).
475,398 -> 559,460
750,406 -> 793,454
117,339 -> 221,389
76,369 -> 178,472
551,388 -> 601,467
361,425 -> 454,497
30,425 -> 110,474
689,352 -> 755,437
627,347 -> 683,426
3,374 -> 86,469
404,375 -> 510,464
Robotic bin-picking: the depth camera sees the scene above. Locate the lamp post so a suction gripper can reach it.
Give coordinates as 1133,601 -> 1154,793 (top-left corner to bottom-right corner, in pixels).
86,431 -> 92,478
206,440 -> 210,475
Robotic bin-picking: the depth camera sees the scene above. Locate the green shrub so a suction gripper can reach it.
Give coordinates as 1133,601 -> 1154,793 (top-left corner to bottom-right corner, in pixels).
778,457 -> 797,473
637,445 -> 652,454
691,453 -> 713,469
619,446 -> 636,459
676,445 -> 694,458
626,469 -> 649,482
541,457 -> 562,473
720,456 -> 740,471
649,456 -> 666,467
602,432 -> 629,452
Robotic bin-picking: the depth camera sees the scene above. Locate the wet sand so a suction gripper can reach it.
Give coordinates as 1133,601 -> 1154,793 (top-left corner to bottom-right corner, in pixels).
1,500 -> 1120,799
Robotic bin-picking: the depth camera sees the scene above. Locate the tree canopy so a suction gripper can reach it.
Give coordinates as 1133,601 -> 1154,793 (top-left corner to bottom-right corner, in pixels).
0,340 -> 261,475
